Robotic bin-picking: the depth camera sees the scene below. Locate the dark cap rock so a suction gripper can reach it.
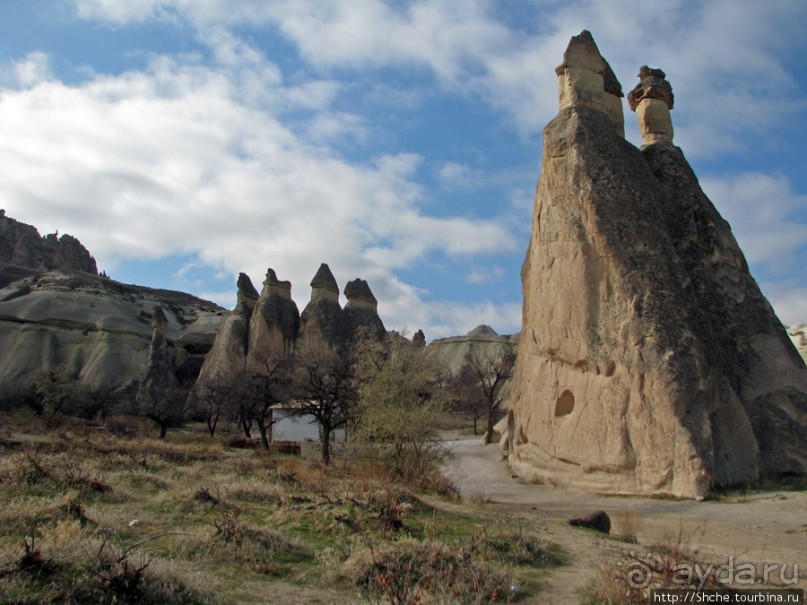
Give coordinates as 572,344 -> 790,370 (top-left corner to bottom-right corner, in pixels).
310,263 -> 340,303
262,268 -> 292,299
344,278 -> 377,310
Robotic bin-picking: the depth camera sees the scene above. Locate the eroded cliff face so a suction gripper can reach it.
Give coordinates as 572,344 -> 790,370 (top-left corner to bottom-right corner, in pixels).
0,269 -> 226,394
0,210 -> 97,277
507,31 -> 807,499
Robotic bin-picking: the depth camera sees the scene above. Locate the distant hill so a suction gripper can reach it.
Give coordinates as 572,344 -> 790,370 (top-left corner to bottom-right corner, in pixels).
427,325 -> 518,375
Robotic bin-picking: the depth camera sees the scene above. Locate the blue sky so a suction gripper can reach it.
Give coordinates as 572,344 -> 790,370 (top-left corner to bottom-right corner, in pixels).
1,0 -> 805,340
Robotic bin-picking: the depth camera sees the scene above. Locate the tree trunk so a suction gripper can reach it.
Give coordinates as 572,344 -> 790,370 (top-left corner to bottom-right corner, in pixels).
159,422 -> 168,440
257,416 -> 270,450
483,408 -> 495,445
321,424 -> 332,465
207,413 -> 219,437
240,417 -> 253,439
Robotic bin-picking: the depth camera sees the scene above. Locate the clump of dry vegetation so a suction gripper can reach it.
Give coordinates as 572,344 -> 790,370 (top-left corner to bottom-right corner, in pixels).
582,524 -> 722,605
0,415 -> 565,603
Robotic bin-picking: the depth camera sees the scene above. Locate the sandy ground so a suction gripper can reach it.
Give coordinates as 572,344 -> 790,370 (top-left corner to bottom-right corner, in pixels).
439,434 -> 807,604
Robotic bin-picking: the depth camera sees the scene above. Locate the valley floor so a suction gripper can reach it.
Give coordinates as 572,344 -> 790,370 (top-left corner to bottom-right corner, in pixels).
442,434 -> 807,603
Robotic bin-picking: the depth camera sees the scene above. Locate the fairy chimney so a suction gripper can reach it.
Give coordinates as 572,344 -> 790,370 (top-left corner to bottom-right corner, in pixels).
508,30 -> 807,499
555,29 -> 625,137
628,66 -> 674,145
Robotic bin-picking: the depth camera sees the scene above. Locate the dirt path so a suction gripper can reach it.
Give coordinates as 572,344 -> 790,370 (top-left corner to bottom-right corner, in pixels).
440,435 -> 807,603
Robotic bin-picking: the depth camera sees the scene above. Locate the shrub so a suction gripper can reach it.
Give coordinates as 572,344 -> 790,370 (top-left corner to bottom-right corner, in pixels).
353,334 -> 452,484
352,540 -> 511,605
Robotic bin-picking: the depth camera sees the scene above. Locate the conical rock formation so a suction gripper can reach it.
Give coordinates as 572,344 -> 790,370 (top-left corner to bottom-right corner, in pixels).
246,269 -> 300,369
299,263 -> 345,350
136,306 -> 177,404
193,265 -> 386,399
507,31 -> 807,499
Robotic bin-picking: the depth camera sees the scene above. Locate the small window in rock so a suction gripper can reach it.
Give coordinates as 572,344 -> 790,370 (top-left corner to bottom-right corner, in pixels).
554,390 -> 575,417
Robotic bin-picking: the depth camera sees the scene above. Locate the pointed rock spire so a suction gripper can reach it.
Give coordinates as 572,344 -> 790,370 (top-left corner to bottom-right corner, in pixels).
261,268 -> 292,299
555,30 -> 624,136
508,31 -> 807,499
310,263 -> 339,304
344,278 -> 378,311
236,272 -> 260,312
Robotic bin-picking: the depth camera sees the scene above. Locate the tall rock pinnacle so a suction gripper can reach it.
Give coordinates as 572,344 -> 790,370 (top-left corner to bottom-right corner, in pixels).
507,31 -> 807,499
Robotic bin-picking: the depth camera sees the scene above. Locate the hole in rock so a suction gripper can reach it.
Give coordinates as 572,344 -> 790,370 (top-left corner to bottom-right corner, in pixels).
554,390 -> 575,417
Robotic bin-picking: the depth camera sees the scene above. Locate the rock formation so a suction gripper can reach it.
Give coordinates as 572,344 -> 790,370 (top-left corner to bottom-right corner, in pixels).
341,278 -> 386,343
136,306 -> 177,403
0,212 -> 225,399
0,267 -> 225,397
428,325 -> 519,375
194,264 -> 386,396
0,209 -> 97,277
555,30 -> 624,137
246,269 -> 300,368
627,66 -> 674,145
192,273 -> 258,388
507,30 -> 807,498
299,263 -> 346,349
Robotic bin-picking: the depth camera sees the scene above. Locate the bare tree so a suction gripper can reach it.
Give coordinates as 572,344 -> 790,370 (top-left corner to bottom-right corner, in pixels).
192,381 -> 229,437
134,380 -> 192,440
34,366 -> 79,425
461,342 -> 515,445
33,366 -> 115,424
293,340 -> 357,464
223,374 -> 256,440
242,355 -> 293,450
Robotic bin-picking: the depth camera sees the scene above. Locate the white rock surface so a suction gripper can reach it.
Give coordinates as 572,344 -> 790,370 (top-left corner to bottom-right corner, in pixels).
0,270 -> 226,392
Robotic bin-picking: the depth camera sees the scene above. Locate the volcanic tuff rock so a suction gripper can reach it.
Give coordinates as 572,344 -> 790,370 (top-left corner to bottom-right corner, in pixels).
507,31 -> 807,499
247,268 -> 300,369
428,325 -> 519,375
340,278 -> 386,344
136,306 -> 178,404
194,264 -> 385,396
0,213 -> 226,397
0,269 -> 226,395
299,264 -> 349,350
0,210 -> 97,277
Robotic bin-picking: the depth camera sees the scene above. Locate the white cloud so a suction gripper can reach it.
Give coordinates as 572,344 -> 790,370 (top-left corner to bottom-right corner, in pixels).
702,173 -> 807,270
466,265 -> 505,285
73,0 -> 172,23
32,0 -> 807,334
0,52 -> 53,88
70,0 -> 807,150
437,162 -> 475,190
0,44 -> 516,335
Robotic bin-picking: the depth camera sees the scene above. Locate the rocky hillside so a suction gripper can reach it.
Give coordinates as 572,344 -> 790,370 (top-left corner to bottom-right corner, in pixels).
0,209 -> 97,277
427,325 -> 518,375
0,213 -> 226,397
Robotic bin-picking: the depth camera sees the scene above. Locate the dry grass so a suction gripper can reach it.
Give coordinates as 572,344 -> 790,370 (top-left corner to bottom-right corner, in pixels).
582,523 -> 721,604
613,509 -> 643,544
0,414 -> 565,603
